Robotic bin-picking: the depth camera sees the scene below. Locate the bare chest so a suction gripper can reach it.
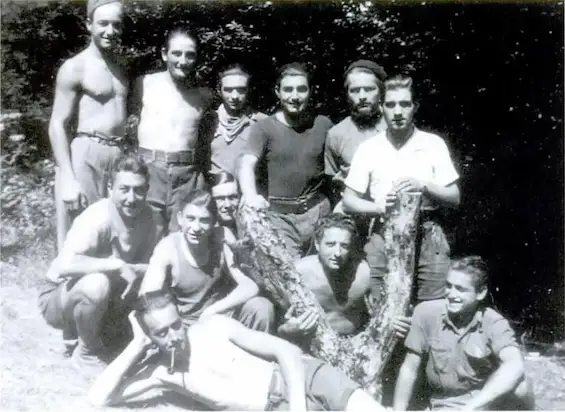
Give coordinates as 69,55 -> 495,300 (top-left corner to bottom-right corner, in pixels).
81,63 -> 128,103
142,83 -> 207,125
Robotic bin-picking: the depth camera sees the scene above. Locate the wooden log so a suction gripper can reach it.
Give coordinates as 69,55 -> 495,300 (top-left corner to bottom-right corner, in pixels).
232,192 -> 422,400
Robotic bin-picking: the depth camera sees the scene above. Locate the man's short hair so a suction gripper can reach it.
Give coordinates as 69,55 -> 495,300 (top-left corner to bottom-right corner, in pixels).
218,64 -> 250,81
163,26 -> 199,52
314,213 -> 358,243
175,188 -> 217,219
383,74 -> 417,102
211,170 -> 237,188
450,255 -> 489,291
111,153 -> 149,183
276,62 -> 310,88
137,290 -> 176,315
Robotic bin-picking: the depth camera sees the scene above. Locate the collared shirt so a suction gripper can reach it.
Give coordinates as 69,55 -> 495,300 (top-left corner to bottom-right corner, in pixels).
345,127 -> 459,211
324,115 -> 387,182
405,299 -> 519,402
46,198 -> 158,282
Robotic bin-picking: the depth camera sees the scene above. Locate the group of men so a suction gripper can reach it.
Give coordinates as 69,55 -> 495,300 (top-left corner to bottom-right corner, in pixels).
38,0 -> 535,410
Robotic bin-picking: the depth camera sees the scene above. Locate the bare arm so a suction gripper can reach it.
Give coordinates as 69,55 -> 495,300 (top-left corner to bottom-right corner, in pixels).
342,187 -> 386,216
463,346 -> 525,410
88,313 -> 162,406
393,351 -> 422,410
54,254 -> 126,278
49,59 -> 86,209
425,181 -> 460,208
237,154 -> 260,198
219,316 -> 308,411
201,229 -> 259,316
138,241 -> 171,295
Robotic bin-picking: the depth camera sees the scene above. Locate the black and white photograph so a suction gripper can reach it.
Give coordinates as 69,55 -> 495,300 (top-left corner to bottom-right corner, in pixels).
1,0 -> 563,410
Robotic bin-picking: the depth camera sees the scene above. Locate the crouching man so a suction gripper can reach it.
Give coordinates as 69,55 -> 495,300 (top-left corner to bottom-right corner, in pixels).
88,290 -> 388,411
38,154 -> 159,371
393,256 -> 535,410
139,189 -> 274,332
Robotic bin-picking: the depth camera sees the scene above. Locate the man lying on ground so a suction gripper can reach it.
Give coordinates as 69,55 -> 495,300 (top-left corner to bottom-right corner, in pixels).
277,213 -> 411,345
38,154 -> 158,373
88,290 -> 389,411
393,256 -> 535,411
139,189 -> 275,332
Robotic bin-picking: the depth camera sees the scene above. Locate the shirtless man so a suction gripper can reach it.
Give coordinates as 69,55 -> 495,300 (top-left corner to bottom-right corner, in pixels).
49,0 -> 128,251
278,214 -> 410,343
131,27 -> 215,237
88,290 -> 388,411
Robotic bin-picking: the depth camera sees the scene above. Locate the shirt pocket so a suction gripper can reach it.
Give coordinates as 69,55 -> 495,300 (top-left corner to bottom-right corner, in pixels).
462,334 -> 494,380
429,338 -> 451,373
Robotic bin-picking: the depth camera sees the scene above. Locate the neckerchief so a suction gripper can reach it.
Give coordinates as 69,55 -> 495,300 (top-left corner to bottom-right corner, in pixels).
215,104 -> 253,143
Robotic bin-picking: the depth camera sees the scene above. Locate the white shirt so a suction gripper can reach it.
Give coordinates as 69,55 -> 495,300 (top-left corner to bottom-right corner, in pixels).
345,127 -> 459,211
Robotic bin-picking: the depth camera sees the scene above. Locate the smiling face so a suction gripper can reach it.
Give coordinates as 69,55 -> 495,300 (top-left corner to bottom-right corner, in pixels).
110,171 -> 149,220
87,2 -> 124,51
177,203 -> 215,245
162,33 -> 197,81
445,269 -> 488,317
276,74 -> 311,117
315,227 -> 353,272
211,182 -> 239,225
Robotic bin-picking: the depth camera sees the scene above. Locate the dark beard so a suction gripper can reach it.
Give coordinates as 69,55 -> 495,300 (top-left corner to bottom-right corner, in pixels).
350,110 -> 381,129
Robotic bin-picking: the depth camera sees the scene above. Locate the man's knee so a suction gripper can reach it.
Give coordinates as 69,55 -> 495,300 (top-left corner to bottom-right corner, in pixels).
512,376 -> 535,410
72,272 -> 111,304
238,297 -> 276,333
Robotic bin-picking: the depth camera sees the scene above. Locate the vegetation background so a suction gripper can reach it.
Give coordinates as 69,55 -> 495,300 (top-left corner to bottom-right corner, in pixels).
1,0 -> 564,410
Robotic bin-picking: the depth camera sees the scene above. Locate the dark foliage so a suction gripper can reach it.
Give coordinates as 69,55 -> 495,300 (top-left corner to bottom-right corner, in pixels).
1,0 -> 563,341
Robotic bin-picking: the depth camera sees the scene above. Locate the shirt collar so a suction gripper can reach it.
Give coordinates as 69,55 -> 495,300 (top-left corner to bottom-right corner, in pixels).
441,303 -> 484,336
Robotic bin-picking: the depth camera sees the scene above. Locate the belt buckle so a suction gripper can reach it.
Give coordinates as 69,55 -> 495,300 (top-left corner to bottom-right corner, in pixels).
299,197 -> 309,214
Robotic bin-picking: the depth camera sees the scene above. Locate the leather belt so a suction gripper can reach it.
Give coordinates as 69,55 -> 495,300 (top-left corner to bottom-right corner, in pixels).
138,147 -> 195,165
76,130 -> 124,147
268,192 -> 326,215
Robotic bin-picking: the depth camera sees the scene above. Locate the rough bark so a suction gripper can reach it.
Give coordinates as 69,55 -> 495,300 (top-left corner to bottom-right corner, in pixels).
233,192 -> 422,400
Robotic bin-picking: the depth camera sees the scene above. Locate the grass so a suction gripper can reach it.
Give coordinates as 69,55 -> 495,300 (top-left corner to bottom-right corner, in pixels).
1,165 -> 564,411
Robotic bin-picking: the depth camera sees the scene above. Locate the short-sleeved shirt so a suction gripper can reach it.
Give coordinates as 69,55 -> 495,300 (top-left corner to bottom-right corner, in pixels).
345,128 -> 459,211
210,110 -> 268,176
46,198 -> 158,283
404,299 -> 519,402
324,115 -> 387,182
243,114 -> 334,198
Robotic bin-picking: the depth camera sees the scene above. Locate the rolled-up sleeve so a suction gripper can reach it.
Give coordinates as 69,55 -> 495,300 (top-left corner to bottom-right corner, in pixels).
404,303 -> 430,355
433,139 -> 459,187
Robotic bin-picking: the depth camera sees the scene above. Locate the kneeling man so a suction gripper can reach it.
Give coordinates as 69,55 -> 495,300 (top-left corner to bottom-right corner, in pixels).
88,290 -> 388,411
38,154 -> 159,371
139,189 -> 274,332
393,256 -> 535,411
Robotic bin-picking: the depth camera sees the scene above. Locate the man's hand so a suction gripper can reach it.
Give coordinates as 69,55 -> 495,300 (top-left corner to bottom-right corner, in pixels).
120,264 -> 139,300
392,177 -> 425,193
385,192 -> 398,213
242,193 -> 270,209
279,305 -> 319,337
61,175 -> 88,213
392,315 -> 412,339
128,311 -> 152,350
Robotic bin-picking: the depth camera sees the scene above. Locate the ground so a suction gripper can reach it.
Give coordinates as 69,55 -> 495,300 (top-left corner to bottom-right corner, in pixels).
1,159 -> 564,411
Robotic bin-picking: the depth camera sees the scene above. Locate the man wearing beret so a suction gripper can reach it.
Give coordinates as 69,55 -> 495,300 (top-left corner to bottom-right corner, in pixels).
49,0 -> 128,253
325,59 -> 388,211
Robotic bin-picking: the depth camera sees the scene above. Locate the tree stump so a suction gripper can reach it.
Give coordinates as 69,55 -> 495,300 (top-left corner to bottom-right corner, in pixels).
233,192 -> 422,400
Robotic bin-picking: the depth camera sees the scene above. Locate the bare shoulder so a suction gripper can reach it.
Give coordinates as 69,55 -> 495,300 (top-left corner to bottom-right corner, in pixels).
55,53 -> 85,85
355,260 -> 371,285
294,255 -> 321,276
